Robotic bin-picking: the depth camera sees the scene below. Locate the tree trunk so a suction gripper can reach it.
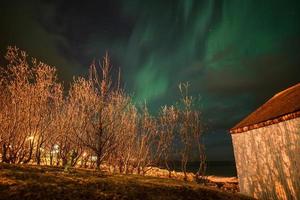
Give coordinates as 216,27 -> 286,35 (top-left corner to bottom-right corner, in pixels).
181,156 -> 188,181
36,148 -> 41,165
50,153 -> 53,166
165,159 -> 172,178
1,144 -> 9,163
96,154 -> 101,170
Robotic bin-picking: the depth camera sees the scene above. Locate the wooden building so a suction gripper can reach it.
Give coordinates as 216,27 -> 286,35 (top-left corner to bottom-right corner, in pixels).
230,83 -> 300,199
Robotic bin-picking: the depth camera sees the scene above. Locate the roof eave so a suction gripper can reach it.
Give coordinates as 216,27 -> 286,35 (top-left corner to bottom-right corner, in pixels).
230,110 -> 300,134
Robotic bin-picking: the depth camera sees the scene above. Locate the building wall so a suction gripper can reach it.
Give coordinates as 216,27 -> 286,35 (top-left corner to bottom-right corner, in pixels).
232,117 -> 300,200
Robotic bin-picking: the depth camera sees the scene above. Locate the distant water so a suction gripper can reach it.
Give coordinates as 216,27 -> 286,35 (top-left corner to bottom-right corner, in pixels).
162,161 -> 237,177
205,161 -> 237,177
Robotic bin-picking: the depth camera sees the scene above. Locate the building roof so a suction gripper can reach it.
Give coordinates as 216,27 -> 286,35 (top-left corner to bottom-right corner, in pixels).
230,83 -> 300,134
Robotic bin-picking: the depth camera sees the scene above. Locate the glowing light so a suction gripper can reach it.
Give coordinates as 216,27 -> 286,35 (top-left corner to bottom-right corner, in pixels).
27,136 -> 34,141
53,144 -> 59,150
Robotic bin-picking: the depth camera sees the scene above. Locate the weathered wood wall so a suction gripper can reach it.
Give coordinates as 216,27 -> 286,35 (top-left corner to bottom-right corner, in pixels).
232,117 -> 300,199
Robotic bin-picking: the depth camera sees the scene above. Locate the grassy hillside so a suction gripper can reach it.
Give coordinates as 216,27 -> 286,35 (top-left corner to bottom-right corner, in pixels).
0,163 -> 253,200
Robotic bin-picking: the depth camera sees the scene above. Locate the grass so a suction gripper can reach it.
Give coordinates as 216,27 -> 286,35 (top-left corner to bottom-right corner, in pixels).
0,163 -> 253,200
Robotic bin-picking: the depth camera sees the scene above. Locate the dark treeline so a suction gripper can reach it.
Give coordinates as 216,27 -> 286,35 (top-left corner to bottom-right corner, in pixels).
0,46 -> 206,181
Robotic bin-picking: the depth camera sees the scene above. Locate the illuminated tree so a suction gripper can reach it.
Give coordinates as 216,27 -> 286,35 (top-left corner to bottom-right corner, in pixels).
0,47 -> 206,181
158,105 -> 179,177
178,82 -> 206,181
0,47 -> 61,164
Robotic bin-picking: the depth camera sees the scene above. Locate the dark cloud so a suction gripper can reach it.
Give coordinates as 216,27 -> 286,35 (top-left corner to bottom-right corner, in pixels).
0,0 -> 83,83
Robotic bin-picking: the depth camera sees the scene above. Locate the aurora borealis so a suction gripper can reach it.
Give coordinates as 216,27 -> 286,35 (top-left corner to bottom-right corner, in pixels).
1,0 -> 299,160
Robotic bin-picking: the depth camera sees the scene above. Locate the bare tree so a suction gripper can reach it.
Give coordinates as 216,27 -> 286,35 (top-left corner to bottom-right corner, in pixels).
107,102 -> 138,174
67,77 -> 98,167
190,110 -> 206,182
0,47 -> 61,164
178,82 -> 206,181
134,105 -> 158,175
0,47 -> 31,163
158,105 -> 179,177
0,47 -> 206,181
29,62 -> 63,165
72,53 -> 129,170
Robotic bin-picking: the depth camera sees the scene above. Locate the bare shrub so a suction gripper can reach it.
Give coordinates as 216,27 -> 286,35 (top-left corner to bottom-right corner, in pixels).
0,47 -> 61,164
0,47 -> 206,181
158,105 -> 179,177
178,82 -> 206,181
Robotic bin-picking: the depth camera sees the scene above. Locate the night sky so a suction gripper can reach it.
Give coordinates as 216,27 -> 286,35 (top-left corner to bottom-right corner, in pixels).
1,0 -> 299,161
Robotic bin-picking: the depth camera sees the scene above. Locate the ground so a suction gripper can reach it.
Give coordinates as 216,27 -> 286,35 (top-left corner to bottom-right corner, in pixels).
0,163 -> 253,200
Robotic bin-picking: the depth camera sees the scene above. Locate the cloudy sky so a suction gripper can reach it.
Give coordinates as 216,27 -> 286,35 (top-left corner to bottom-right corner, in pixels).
1,0 -> 299,161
